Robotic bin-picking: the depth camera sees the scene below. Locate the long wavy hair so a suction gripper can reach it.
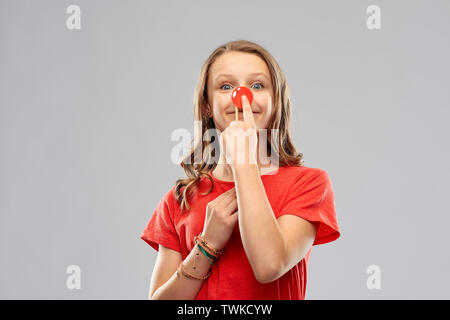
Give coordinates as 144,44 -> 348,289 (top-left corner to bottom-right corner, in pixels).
174,40 -> 304,213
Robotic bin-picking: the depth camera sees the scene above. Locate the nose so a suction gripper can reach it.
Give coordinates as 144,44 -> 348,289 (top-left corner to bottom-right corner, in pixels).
231,86 -> 253,109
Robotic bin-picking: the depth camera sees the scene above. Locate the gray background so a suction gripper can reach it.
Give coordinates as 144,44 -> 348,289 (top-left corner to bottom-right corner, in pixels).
1,0 -> 449,299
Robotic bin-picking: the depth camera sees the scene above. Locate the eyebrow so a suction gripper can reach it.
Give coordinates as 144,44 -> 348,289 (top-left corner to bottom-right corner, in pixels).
214,72 -> 270,82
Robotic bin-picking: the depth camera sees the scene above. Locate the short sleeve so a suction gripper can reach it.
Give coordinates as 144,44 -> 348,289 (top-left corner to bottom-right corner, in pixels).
140,188 -> 182,253
278,169 -> 341,246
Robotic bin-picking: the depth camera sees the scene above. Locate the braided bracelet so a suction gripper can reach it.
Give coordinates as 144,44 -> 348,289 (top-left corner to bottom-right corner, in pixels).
194,233 -> 224,257
194,238 -> 219,260
197,243 -> 216,265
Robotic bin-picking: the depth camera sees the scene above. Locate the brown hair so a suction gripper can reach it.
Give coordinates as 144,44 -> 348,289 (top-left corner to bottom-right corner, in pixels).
174,39 -> 304,213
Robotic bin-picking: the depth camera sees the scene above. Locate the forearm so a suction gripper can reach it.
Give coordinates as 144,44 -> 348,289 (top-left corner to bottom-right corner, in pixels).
232,164 -> 286,282
151,244 -> 212,300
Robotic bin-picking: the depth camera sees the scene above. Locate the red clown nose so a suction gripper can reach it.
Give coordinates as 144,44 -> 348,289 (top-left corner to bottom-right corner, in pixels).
231,86 -> 253,109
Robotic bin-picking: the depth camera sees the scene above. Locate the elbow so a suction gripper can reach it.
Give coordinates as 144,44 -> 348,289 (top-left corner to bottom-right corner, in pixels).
150,293 -> 160,300
149,288 -> 160,300
252,237 -> 288,284
254,262 -> 282,284
253,246 -> 286,284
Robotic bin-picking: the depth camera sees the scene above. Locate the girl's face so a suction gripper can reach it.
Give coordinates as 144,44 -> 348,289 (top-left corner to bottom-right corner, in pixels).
205,51 -> 274,132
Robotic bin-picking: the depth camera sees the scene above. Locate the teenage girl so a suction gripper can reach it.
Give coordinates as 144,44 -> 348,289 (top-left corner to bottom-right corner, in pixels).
141,40 -> 341,300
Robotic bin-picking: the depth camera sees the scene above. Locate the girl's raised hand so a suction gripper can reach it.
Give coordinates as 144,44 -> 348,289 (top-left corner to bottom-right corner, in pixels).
220,95 -> 258,167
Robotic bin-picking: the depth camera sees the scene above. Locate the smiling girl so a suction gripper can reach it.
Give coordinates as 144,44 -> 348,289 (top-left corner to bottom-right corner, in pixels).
140,40 -> 341,300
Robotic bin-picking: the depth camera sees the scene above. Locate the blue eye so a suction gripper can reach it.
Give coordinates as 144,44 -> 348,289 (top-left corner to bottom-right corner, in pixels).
253,82 -> 263,89
220,84 -> 232,90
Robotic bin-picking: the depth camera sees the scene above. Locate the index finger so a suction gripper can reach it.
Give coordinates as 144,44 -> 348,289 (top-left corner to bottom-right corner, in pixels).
225,187 -> 236,194
214,186 -> 236,204
241,95 -> 255,127
215,186 -> 235,198
222,187 -> 236,198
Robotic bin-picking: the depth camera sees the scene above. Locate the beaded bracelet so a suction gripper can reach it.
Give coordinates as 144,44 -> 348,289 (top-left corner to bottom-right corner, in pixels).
193,233 -> 224,258
194,238 -> 219,260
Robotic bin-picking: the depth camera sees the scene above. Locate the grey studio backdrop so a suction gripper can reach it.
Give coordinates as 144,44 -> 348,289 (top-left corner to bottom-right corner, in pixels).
0,0 -> 449,300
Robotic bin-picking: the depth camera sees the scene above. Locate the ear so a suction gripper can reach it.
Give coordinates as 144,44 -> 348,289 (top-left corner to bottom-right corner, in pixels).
201,100 -> 212,118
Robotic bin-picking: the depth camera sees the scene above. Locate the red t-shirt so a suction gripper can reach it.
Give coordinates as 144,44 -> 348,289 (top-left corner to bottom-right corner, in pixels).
140,165 -> 340,300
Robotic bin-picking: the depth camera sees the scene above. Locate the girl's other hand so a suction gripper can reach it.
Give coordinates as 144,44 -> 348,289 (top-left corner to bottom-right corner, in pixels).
201,187 -> 239,250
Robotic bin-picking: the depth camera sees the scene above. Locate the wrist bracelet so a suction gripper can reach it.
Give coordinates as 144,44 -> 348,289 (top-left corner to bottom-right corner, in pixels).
194,238 -> 219,259
194,233 -> 224,257
197,243 -> 216,265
